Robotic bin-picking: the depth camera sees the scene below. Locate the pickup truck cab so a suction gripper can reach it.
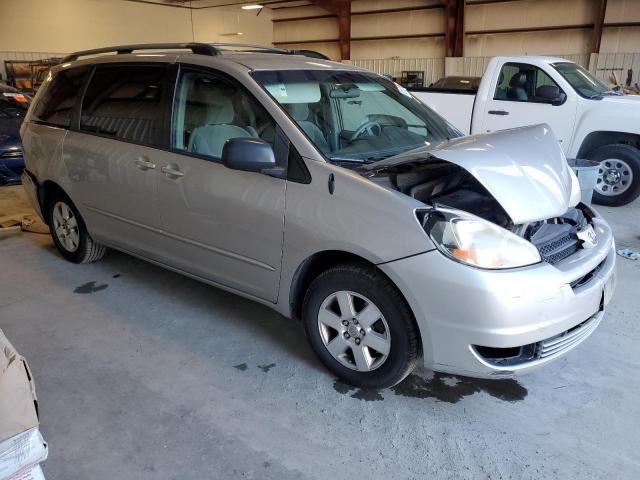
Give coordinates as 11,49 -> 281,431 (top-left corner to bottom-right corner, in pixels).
412,56 -> 640,206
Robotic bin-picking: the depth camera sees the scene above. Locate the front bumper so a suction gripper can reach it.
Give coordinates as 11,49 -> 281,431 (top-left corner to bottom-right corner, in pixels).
380,216 -> 616,378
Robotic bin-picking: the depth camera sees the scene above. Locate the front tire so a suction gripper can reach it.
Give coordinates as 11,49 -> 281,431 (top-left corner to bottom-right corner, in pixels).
302,263 -> 420,389
47,193 -> 106,263
590,144 -> 640,206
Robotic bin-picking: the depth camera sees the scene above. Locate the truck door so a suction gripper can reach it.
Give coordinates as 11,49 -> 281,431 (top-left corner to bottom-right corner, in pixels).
476,62 -> 576,154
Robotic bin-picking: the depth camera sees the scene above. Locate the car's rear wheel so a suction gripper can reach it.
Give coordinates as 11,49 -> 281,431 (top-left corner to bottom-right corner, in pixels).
47,193 -> 106,263
590,144 -> 640,206
302,263 -> 420,388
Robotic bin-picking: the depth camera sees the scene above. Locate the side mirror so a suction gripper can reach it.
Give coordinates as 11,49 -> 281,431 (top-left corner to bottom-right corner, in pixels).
535,85 -> 566,106
222,138 -> 282,176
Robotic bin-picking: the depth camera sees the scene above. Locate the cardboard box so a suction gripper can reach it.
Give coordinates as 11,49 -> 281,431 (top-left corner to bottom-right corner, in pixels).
8,464 -> 45,480
0,330 -> 39,442
0,428 -> 47,480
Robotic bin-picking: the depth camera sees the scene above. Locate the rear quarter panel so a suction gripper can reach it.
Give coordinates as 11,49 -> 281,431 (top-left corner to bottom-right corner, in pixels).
21,121 -> 70,196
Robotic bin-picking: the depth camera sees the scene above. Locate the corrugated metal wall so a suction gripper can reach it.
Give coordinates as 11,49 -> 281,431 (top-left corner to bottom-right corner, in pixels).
592,52 -> 640,86
343,57 -> 445,85
344,52 -> 640,87
2,50 -> 638,90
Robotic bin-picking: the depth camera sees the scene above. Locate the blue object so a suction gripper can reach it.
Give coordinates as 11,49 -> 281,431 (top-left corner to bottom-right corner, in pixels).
0,84 -> 29,184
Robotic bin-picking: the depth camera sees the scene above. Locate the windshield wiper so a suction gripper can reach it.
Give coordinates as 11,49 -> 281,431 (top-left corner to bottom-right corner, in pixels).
329,157 -> 369,163
589,89 -> 624,99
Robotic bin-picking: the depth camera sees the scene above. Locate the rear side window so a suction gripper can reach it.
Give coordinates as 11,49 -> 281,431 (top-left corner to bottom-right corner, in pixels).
31,66 -> 89,128
80,65 -> 167,146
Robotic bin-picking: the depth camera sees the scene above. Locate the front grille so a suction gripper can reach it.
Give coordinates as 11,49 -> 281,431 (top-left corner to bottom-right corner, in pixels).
473,310 -> 601,367
570,260 -> 605,289
523,206 -> 590,265
537,232 -> 580,264
537,314 -> 600,359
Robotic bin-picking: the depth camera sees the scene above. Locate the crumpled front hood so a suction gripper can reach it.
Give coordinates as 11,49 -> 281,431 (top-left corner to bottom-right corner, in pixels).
365,124 -> 575,224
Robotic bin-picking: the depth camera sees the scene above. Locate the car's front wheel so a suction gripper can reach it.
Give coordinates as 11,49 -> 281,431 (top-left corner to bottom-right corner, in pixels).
590,144 -> 640,206
47,193 -> 106,263
302,263 -> 420,388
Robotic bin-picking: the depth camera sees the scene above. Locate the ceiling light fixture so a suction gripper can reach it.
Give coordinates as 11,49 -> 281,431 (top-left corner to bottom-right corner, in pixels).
241,4 -> 263,9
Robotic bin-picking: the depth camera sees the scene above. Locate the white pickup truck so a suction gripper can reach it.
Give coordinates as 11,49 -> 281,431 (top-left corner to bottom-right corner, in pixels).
411,56 -> 640,206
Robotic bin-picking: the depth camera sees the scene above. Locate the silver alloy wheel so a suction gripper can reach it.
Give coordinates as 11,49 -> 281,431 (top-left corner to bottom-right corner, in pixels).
596,158 -> 634,196
52,201 -> 80,252
317,290 -> 391,372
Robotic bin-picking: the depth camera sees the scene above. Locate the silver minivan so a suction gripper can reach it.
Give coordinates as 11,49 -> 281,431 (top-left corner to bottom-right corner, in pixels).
21,43 -> 616,388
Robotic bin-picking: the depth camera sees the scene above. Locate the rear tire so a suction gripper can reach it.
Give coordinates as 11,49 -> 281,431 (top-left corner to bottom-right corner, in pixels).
47,193 -> 106,263
589,144 -> 640,206
302,263 -> 420,389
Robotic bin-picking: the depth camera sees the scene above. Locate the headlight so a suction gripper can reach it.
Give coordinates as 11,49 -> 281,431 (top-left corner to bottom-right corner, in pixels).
421,208 -> 541,269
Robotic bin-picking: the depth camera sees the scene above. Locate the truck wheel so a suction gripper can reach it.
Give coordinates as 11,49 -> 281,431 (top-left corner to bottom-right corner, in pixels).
302,263 -> 420,389
590,144 -> 640,206
47,193 -> 106,263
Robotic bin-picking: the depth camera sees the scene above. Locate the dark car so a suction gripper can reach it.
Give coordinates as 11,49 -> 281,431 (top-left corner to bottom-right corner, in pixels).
0,83 -> 31,184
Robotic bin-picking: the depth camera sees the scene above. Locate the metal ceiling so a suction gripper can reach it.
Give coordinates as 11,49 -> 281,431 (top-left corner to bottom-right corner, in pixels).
124,0 -> 311,8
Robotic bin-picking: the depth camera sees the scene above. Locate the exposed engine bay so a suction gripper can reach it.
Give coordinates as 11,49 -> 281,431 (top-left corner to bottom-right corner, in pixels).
364,158 -> 596,265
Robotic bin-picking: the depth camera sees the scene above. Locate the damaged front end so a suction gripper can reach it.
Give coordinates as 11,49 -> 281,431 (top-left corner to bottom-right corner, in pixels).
361,124 -> 597,268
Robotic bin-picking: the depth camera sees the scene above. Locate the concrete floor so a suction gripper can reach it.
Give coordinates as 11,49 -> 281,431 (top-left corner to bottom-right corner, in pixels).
1,184 -> 639,480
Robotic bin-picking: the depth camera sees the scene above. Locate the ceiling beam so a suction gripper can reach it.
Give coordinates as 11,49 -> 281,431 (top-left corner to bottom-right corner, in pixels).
444,0 -> 464,57
591,0 -> 608,53
309,0 -> 351,60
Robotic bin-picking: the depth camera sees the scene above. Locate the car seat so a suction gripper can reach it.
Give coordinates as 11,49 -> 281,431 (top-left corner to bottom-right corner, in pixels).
285,103 -> 330,153
188,88 -> 256,158
507,73 -> 528,101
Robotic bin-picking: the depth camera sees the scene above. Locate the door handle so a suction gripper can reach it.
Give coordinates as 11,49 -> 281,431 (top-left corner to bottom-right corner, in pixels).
134,157 -> 156,170
161,165 -> 185,178
488,110 -> 509,116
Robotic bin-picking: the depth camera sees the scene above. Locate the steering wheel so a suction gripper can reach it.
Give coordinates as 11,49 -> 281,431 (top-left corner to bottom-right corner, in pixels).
348,120 -> 383,143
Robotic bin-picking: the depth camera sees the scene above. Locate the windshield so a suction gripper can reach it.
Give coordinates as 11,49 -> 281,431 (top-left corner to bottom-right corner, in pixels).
551,62 -> 611,98
252,70 -> 461,163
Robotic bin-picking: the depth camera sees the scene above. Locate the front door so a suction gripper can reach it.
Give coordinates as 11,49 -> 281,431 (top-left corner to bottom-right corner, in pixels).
157,67 -> 287,302
477,61 -> 577,153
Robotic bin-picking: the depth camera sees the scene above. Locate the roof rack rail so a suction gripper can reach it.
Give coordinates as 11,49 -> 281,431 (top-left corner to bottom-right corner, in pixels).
208,43 -> 331,60
208,43 -> 289,54
60,43 -> 221,63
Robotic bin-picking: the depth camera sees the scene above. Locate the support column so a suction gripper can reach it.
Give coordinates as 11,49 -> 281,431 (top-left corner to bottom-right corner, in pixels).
445,0 -> 464,58
591,0 -> 608,53
310,0 -> 351,60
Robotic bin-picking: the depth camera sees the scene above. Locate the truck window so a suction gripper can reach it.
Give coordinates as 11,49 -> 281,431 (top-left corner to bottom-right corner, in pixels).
31,66 -> 89,128
494,63 -> 562,103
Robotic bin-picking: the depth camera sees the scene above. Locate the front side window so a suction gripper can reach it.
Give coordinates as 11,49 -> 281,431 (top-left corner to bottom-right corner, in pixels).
252,70 -> 460,164
172,69 -> 276,160
80,65 -> 166,146
494,63 -> 563,103
551,62 -> 611,99
31,66 -> 88,128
